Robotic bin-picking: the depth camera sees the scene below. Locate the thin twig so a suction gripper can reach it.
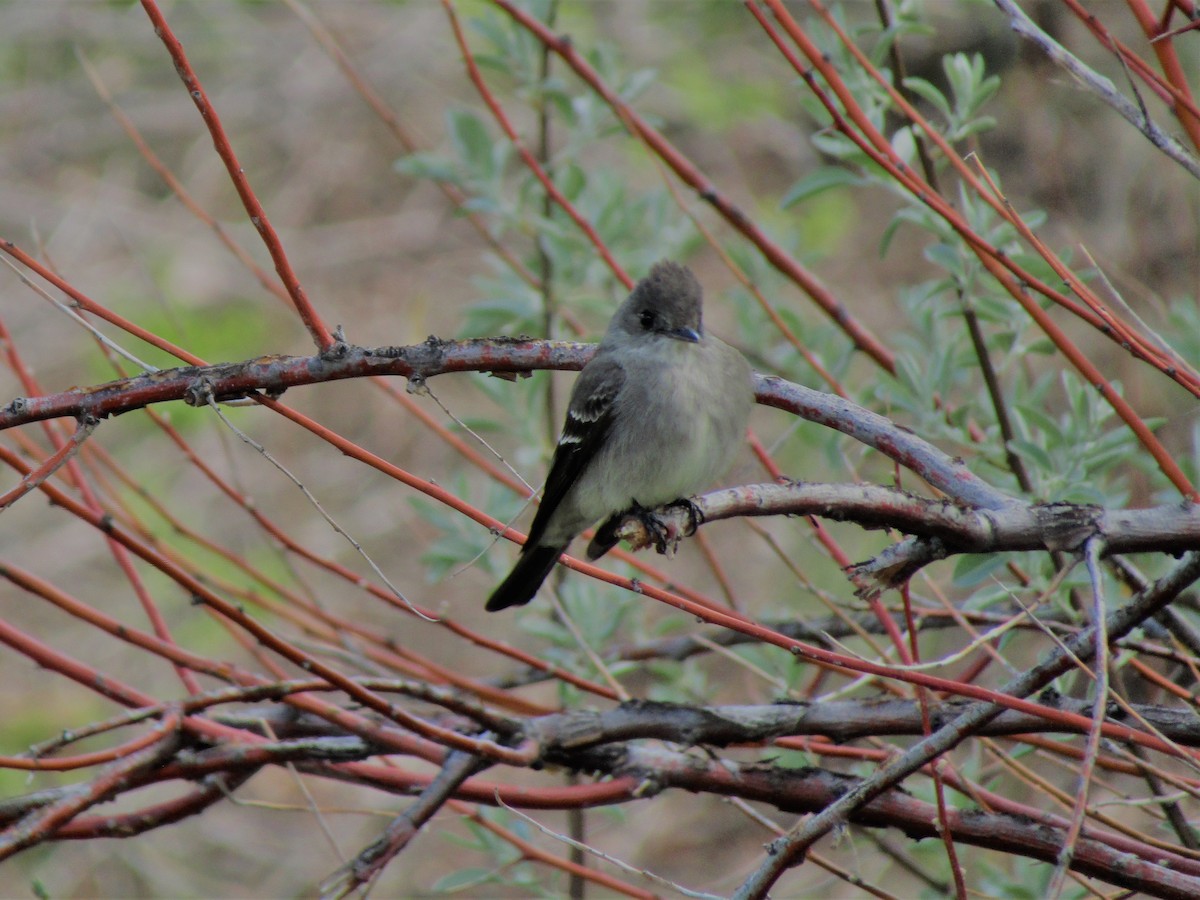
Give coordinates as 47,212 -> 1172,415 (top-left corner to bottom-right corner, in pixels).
324,750 -> 487,897
992,0 -> 1200,178
732,551 -> 1200,899
1047,538 -> 1108,897
204,392 -> 436,623
496,794 -> 722,900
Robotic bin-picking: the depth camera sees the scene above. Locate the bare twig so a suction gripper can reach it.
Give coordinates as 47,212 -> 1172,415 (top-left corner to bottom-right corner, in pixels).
324,749 -> 487,897
733,551 -> 1200,899
992,0 -> 1200,178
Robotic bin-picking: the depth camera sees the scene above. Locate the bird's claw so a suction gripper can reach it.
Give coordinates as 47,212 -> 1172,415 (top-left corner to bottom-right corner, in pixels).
665,498 -> 704,538
633,504 -> 672,554
630,498 -> 703,556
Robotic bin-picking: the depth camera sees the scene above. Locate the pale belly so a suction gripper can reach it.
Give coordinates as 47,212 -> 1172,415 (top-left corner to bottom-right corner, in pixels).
574,363 -> 741,517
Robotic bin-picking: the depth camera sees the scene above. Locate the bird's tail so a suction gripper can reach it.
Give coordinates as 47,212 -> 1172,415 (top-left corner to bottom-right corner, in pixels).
485,544 -> 563,611
585,512 -> 623,560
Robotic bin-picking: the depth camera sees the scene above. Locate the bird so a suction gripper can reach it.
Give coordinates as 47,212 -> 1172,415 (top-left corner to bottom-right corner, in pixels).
485,260 -> 753,612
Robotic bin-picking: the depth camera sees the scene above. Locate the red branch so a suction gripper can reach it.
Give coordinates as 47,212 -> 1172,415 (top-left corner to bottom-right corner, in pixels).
137,0 -> 335,352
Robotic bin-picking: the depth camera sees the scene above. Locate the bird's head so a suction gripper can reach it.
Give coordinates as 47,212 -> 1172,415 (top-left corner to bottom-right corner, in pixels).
612,260 -> 703,344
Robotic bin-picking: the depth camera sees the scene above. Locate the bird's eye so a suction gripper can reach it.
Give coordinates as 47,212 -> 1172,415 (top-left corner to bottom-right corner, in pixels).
638,310 -> 656,330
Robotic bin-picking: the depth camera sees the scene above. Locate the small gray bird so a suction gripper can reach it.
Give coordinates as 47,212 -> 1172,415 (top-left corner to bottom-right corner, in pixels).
486,260 -> 753,612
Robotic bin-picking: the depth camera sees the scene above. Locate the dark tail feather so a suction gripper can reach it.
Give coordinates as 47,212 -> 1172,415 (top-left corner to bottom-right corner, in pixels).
585,512 -> 623,561
485,544 -> 563,611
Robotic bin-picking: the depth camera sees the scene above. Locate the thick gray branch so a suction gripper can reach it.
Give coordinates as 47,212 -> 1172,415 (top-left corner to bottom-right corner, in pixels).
527,696 -> 1200,748
626,481 -> 1200,560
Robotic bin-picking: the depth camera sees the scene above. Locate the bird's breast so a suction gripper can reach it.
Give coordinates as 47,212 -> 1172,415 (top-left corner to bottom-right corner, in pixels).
575,342 -> 746,516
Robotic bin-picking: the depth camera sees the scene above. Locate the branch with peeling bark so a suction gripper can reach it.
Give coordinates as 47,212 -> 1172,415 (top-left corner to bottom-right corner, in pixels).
6,340 -> 1195,596
524,696 -> 1200,748
8,693 -> 1200,897
0,341 -> 1003,514
618,481 -> 1200,592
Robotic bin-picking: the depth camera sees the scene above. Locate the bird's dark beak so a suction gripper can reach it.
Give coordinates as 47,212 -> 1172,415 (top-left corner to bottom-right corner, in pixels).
669,326 -> 701,343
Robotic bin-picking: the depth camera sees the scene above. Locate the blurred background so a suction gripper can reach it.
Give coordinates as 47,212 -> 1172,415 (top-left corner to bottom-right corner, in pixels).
2,0 -> 1199,896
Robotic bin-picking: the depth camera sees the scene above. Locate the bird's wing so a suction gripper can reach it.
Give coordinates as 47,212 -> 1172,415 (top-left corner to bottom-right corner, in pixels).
524,353 -> 626,548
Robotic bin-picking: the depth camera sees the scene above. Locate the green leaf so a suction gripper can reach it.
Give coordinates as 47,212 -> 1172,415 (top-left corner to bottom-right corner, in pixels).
431,867 -> 495,892
1008,437 -> 1055,474
620,66 -> 658,102
780,167 -> 861,209
924,242 -> 966,279
901,76 -> 952,119
952,552 -> 1007,588
394,152 -> 459,184
879,214 -> 906,257
446,109 -> 496,180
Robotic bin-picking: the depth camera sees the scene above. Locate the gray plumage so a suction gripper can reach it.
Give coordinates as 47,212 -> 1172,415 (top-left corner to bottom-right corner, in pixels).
486,261 -> 753,612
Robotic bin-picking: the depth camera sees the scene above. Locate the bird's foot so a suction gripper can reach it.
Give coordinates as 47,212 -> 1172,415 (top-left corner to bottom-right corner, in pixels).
664,498 -> 705,538
629,501 -> 672,554
589,499 -> 703,560
633,498 -> 703,556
